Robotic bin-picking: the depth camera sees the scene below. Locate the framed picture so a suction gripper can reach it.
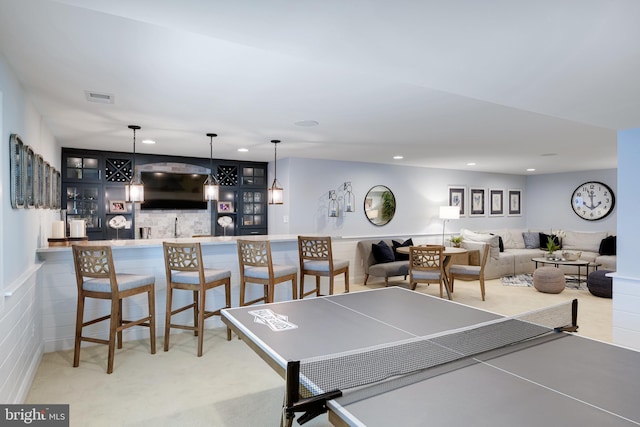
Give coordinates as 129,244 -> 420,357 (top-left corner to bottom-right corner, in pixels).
489,189 -> 504,216
469,188 -> 485,216
217,201 -> 234,213
109,200 -> 127,213
508,189 -> 522,216
448,186 -> 466,217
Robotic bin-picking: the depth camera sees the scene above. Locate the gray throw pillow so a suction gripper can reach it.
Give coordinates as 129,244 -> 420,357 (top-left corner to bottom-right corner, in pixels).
522,232 -> 540,249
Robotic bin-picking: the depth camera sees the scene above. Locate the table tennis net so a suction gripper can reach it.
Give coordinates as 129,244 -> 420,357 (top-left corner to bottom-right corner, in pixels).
290,299 -> 577,400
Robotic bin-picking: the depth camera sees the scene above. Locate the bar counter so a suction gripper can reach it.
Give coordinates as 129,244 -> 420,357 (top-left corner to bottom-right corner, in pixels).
35,235 -> 361,353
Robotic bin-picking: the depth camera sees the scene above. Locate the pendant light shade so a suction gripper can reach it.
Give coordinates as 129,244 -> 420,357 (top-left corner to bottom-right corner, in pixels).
203,133 -> 220,201
268,139 -> 284,205
125,125 -> 144,203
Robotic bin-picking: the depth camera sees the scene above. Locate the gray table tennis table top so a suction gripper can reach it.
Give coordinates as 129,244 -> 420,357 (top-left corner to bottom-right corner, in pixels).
221,287 -> 640,427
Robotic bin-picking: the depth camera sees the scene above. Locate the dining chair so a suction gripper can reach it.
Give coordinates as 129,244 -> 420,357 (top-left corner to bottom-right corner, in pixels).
449,242 -> 490,301
163,242 -> 231,356
298,235 -> 349,298
409,245 -> 447,298
71,244 -> 156,374
237,239 -> 298,306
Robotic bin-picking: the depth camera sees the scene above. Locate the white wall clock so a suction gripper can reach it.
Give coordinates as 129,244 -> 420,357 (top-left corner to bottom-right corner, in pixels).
571,181 -> 615,221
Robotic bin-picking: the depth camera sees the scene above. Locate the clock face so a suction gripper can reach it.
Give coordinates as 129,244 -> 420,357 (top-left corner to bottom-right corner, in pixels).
571,181 -> 615,221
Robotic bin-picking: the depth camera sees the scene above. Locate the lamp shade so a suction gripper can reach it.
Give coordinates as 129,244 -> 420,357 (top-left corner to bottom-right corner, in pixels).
439,206 -> 460,220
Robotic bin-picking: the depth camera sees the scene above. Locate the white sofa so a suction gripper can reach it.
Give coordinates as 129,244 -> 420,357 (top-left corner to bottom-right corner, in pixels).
459,229 -> 616,280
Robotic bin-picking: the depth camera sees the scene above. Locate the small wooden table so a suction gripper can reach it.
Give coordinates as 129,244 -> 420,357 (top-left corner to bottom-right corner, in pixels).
397,246 -> 468,298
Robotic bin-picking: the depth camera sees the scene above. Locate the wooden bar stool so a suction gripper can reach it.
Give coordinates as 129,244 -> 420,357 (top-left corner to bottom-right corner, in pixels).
298,235 -> 349,298
71,244 -> 156,374
163,242 -> 231,357
237,239 -> 298,306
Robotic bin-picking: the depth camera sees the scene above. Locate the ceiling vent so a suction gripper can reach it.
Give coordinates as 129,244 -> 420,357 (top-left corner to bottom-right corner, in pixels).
85,91 -> 114,104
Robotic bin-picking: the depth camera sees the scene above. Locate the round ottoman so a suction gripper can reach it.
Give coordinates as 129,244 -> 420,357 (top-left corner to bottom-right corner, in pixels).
587,270 -> 613,298
533,267 -> 565,294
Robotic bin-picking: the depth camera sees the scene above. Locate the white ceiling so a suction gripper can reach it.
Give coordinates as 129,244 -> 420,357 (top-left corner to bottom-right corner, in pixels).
1,0 -> 638,174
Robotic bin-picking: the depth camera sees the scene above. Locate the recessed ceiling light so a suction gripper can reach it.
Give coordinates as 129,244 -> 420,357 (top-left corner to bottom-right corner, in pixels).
141,139 -> 155,144
393,155 -> 404,160
85,90 -> 114,104
237,148 -> 249,152
541,153 -> 557,157
526,168 -> 536,172
466,162 -> 476,166
294,120 -> 319,127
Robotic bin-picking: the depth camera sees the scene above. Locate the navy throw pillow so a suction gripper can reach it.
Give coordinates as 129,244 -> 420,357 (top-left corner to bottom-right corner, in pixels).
392,238 -> 413,261
372,241 -> 395,264
599,236 -> 616,255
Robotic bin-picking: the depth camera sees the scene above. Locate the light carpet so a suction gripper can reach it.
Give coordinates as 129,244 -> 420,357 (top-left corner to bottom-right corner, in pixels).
502,273 -> 587,291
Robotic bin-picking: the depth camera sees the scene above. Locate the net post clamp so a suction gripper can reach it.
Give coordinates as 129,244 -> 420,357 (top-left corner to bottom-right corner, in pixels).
286,390 -> 343,425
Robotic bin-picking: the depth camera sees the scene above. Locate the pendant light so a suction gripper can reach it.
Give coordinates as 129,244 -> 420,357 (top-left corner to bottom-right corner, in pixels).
125,125 -> 144,202
203,133 -> 220,201
268,139 -> 284,205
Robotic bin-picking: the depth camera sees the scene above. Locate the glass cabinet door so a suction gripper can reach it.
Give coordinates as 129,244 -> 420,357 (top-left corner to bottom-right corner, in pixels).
66,185 -> 102,232
241,190 -> 265,227
65,155 -> 100,181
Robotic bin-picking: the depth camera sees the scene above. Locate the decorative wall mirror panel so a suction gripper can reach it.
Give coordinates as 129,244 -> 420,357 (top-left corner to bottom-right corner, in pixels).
44,161 -> 51,208
35,154 -> 44,208
364,185 -> 396,226
25,146 -> 35,208
9,134 -> 25,208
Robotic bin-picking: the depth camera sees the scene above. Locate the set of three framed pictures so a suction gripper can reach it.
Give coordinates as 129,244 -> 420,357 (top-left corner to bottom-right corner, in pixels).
448,186 -> 522,217
9,134 -> 61,209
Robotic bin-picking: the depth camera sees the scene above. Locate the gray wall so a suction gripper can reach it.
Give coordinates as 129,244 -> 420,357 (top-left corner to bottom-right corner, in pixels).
524,169 -> 617,233
269,158 -> 617,237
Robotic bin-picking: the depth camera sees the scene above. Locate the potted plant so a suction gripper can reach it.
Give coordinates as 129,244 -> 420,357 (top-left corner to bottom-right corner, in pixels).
450,236 -> 463,248
545,235 -> 560,259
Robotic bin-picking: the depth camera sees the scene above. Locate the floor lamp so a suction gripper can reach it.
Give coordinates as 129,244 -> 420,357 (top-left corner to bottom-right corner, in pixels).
439,206 -> 460,246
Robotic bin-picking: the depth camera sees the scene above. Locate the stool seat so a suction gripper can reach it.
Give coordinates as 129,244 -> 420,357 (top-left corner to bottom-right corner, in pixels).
163,242 -> 232,357
72,245 -> 156,374
298,236 -> 350,298
533,267 -> 565,294
587,269 -> 614,298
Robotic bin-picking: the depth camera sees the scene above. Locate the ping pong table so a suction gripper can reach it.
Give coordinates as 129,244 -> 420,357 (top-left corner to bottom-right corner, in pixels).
221,287 -> 640,426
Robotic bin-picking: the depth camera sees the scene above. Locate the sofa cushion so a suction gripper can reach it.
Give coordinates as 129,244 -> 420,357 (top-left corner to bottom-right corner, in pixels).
563,231 -> 608,252
502,229 -> 526,249
599,235 -> 617,255
522,232 -> 540,249
372,241 -> 395,264
369,261 -> 410,277
460,229 -> 499,260
392,238 -> 413,261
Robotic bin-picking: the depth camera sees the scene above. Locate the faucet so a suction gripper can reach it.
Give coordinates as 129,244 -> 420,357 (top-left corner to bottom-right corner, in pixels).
174,217 -> 178,238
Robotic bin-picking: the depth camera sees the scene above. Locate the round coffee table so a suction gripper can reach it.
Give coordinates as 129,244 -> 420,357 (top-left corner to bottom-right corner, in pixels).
531,257 -> 597,284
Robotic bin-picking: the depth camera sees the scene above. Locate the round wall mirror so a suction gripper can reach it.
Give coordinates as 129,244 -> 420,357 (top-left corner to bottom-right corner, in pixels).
364,185 -> 396,226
